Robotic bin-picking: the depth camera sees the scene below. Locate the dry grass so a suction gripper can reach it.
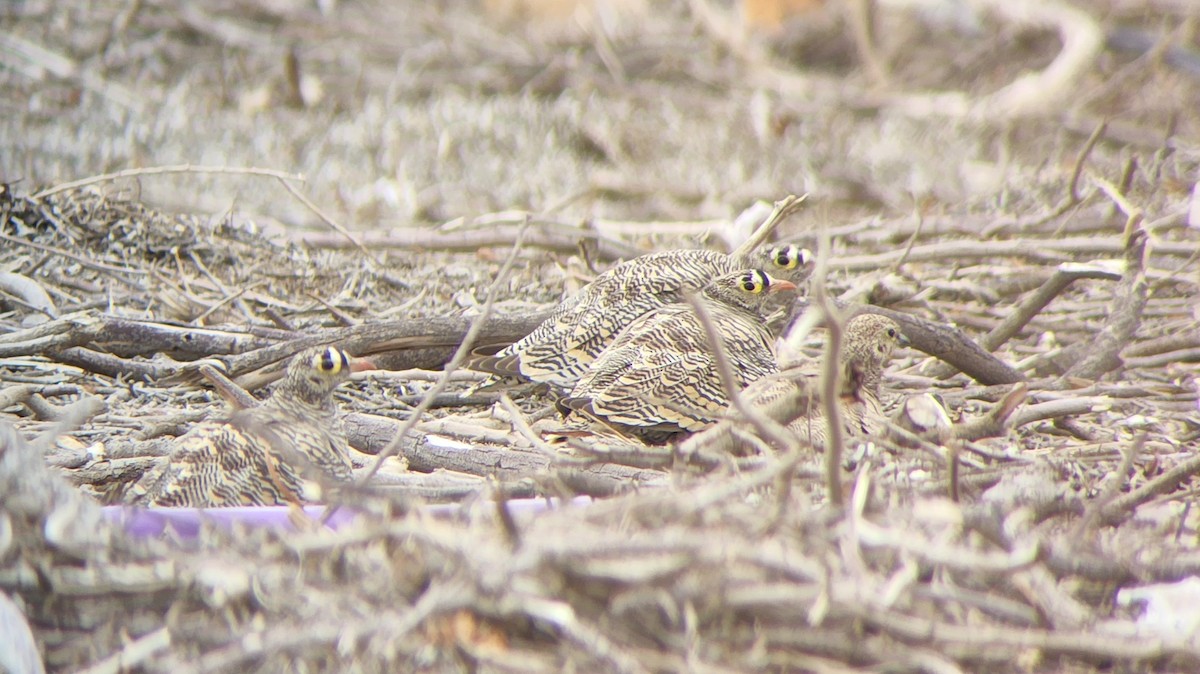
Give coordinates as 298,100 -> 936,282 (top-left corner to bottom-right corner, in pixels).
2,0 -> 1200,671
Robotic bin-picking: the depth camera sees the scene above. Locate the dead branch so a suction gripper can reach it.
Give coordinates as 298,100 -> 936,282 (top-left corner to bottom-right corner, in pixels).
925,262 -> 1123,381
951,384 -> 1030,441
197,363 -> 257,409
53,347 -> 173,382
1055,191 -> 1150,381
1100,450 -> 1200,526
1121,330 -> 1200,359
811,233 -> 848,510
830,236 -> 1198,271
0,271 -> 58,318
30,164 -> 304,200
730,193 -> 806,260
58,456 -> 160,487
0,311 -> 278,360
854,305 -> 1025,385
222,310 -> 551,382
0,311 -> 107,356
3,311 -> 547,386
0,384 -> 37,410
292,221 -> 644,261
354,225 -> 529,503
344,412 -> 666,496
1008,396 -> 1115,428
1124,347 -> 1200,369
980,262 -> 1123,352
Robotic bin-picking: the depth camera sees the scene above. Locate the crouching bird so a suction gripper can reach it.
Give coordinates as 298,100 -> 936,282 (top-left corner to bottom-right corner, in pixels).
554,269 -> 798,444
129,346 -> 372,507
679,313 -> 908,457
470,244 -> 812,393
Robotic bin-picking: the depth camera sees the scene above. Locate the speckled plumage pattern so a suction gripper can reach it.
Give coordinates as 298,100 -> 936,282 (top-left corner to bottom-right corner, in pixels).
742,314 -> 906,446
556,269 -> 796,443
472,245 -> 811,391
130,346 -> 360,507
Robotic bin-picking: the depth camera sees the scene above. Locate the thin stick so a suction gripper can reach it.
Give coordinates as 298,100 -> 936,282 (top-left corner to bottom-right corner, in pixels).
890,210 -> 924,273
32,164 -> 305,199
809,230 -> 847,510
1061,178 -> 1148,381
1073,432 -> 1143,537
1068,120 -> 1108,204
498,394 -> 561,459
0,231 -> 147,279
980,263 -> 1122,353
681,292 -> 797,454
73,627 -> 171,674
347,224 -> 528,501
277,178 -> 379,264
198,363 -> 258,410
731,194 -> 807,260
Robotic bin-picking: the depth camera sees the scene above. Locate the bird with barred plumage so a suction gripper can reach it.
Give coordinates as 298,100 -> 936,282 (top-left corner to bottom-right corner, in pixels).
469,244 -> 812,393
553,268 -> 798,444
682,313 -> 907,455
129,346 -> 372,508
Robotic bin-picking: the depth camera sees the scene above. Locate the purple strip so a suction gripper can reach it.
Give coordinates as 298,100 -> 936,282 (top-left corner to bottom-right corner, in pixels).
102,496 -> 591,539
101,505 -> 359,537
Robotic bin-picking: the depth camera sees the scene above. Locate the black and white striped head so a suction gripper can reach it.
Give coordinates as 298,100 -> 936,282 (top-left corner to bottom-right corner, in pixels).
705,269 -> 798,312
762,244 -> 813,282
278,346 -> 366,406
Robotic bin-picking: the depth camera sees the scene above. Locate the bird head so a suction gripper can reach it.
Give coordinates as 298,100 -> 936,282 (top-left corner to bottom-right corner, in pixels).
762,243 -> 814,283
705,268 -> 798,312
279,346 -> 374,407
843,314 -> 906,389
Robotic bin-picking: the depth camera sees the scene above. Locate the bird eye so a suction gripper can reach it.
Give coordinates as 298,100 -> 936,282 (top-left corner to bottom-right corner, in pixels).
887,328 -> 897,338
318,347 -> 344,374
741,271 -> 767,293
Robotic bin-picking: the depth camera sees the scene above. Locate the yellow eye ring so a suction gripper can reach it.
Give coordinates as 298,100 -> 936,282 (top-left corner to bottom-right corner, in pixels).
317,347 -> 346,374
770,244 -> 810,271
740,270 -> 768,293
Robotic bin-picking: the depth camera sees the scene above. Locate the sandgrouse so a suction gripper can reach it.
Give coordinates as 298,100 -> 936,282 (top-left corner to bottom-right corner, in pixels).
129,346 -> 371,507
555,268 -> 797,443
684,313 -> 906,455
471,245 -> 811,392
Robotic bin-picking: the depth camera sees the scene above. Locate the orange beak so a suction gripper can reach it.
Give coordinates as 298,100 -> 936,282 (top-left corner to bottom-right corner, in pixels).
349,356 -> 377,373
768,279 -> 798,293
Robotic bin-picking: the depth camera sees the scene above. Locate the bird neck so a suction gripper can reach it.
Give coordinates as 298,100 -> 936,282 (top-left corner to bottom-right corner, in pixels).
849,361 -> 883,396
270,381 -> 337,418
